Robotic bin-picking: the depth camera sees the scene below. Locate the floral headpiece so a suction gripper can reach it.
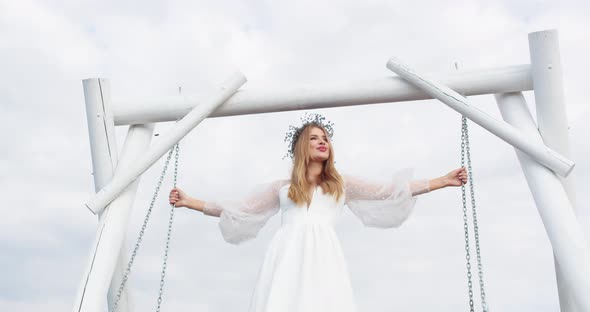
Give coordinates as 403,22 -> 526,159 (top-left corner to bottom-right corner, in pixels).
282,112 -> 335,160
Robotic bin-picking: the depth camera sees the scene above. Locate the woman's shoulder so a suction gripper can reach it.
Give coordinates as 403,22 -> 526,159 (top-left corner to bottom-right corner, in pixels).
271,178 -> 291,191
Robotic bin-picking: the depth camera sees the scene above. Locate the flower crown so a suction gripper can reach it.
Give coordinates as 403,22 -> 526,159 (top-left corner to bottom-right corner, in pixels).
282,112 -> 335,160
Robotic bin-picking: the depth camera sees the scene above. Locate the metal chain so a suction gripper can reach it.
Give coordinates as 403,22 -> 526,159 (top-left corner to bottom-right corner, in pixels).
156,143 -> 179,311
111,143 -> 180,312
460,116 -> 489,312
460,115 -> 475,312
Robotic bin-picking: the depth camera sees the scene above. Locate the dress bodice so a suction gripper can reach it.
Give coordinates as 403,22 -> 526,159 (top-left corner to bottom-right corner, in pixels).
250,185 -> 356,312
278,184 -> 346,227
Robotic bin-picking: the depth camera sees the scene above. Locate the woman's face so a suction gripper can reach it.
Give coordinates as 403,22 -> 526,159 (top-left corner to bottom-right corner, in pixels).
308,126 -> 330,162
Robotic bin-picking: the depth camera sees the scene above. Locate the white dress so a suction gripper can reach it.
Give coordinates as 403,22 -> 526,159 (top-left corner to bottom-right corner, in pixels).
203,168 -> 431,312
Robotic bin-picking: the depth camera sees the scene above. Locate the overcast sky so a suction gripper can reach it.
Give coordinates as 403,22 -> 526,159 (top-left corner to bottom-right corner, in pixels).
1,0 -> 589,311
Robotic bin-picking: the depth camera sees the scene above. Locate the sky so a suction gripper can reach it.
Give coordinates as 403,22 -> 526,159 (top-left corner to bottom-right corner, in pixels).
1,0 -> 589,311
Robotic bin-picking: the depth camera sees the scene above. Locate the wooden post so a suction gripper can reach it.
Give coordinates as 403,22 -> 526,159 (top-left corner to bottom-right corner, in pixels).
495,92 -> 590,312
529,29 -> 580,312
75,78 -> 133,312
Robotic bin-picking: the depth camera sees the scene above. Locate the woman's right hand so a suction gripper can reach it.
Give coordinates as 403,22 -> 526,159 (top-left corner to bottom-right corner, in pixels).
169,187 -> 190,208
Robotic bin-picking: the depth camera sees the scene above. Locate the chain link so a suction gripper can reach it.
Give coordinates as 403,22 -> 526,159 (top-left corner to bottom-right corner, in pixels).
460,116 -> 489,312
111,143 -> 180,312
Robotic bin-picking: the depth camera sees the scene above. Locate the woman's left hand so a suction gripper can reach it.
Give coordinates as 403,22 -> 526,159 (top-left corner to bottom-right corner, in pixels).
444,167 -> 468,187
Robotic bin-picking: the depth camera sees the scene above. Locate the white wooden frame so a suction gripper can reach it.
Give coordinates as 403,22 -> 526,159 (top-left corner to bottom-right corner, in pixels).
73,29 -> 587,312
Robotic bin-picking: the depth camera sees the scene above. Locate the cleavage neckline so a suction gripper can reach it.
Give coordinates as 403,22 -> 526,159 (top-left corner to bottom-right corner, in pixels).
306,185 -> 321,211
282,184 -> 321,211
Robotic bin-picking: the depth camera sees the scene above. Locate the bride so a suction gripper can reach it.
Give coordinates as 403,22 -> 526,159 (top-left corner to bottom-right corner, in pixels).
168,113 -> 467,312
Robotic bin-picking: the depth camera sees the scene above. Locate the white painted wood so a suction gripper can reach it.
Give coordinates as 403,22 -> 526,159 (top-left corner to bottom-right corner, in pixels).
529,29 -> 580,312
386,58 -> 574,178
85,72 -> 247,215
83,78 -> 118,194
76,78 -> 132,312
495,92 -> 590,312
109,256 -> 132,312
112,65 -> 532,125
73,124 -> 155,312
528,29 -> 577,210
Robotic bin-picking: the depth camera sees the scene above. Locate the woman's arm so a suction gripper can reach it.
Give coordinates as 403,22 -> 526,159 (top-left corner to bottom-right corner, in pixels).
169,188 -> 213,216
343,168 -> 424,228
184,197 -> 208,214
427,177 -> 448,192
428,167 -> 468,192
168,180 -> 287,245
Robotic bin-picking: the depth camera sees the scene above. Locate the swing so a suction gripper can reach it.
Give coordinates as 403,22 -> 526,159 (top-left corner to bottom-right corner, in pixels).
110,117 -> 489,312
74,30 -> 589,312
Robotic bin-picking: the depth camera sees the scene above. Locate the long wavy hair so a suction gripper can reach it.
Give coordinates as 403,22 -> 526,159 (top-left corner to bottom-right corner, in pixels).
288,124 -> 344,208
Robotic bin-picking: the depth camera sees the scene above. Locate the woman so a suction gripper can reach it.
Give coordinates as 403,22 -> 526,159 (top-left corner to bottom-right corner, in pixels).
169,113 -> 468,312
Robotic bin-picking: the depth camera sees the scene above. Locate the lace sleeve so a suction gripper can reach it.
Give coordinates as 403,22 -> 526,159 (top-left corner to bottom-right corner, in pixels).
203,179 -> 288,245
343,167 -> 430,229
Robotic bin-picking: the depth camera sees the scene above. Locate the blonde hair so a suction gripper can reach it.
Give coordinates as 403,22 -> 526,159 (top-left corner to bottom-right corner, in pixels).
287,124 -> 344,207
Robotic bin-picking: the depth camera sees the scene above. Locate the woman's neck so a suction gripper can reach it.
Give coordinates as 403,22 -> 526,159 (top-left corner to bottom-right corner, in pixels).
307,161 -> 324,185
